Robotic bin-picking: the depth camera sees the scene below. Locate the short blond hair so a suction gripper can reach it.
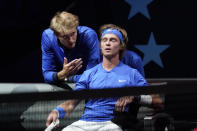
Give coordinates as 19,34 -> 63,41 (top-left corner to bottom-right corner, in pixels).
99,24 -> 128,59
50,11 -> 79,36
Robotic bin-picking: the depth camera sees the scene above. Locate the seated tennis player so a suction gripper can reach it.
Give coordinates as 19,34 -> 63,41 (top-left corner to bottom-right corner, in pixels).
99,24 -> 163,130
46,25 -> 148,131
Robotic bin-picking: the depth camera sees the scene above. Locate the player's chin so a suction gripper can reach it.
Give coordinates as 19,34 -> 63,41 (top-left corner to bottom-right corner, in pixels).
103,53 -> 113,58
67,43 -> 76,49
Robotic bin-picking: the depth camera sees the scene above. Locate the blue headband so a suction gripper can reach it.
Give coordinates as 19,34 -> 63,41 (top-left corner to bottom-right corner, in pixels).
101,28 -> 124,43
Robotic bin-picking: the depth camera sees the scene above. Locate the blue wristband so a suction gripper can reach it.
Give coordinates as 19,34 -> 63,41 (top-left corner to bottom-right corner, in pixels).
56,107 -> 66,119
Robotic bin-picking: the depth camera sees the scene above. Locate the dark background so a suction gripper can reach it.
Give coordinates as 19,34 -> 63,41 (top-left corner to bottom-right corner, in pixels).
0,0 -> 197,83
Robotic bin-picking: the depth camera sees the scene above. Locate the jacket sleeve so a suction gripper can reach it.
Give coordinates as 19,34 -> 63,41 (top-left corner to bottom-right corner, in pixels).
41,30 -> 58,83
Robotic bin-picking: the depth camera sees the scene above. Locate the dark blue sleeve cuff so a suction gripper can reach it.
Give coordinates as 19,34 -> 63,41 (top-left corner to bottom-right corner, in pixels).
52,72 -> 59,82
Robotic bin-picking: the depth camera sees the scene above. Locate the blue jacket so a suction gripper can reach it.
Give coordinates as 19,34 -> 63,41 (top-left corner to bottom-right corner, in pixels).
121,50 -> 145,77
41,26 -> 101,83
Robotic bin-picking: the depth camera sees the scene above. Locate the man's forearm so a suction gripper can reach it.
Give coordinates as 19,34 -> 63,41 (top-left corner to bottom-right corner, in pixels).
57,99 -> 80,117
57,70 -> 68,81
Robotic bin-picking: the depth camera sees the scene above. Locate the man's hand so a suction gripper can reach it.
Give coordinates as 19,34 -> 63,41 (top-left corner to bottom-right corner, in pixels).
46,110 -> 59,127
57,58 -> 83,81
115,96 -> 134,112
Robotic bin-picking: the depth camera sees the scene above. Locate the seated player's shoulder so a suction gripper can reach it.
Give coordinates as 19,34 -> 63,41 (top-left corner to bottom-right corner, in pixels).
121,62 -> 143,77
121,62 -> 138,72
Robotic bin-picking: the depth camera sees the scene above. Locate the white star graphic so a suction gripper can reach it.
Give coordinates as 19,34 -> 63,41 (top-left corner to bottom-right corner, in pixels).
135,32 -> 170,68
124,0 -> 153,19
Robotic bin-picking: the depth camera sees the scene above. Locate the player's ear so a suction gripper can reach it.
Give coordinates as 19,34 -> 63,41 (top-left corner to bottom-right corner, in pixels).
120,43 -> 124,50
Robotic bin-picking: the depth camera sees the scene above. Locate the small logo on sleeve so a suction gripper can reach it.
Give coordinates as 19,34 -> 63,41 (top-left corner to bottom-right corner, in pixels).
118,80 -> 127,82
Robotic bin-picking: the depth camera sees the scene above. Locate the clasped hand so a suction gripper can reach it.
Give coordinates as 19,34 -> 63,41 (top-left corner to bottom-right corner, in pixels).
58,58 -> 83,80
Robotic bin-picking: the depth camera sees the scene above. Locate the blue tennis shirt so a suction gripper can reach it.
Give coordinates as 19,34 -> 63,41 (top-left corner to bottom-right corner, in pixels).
74,61 -> 147,122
